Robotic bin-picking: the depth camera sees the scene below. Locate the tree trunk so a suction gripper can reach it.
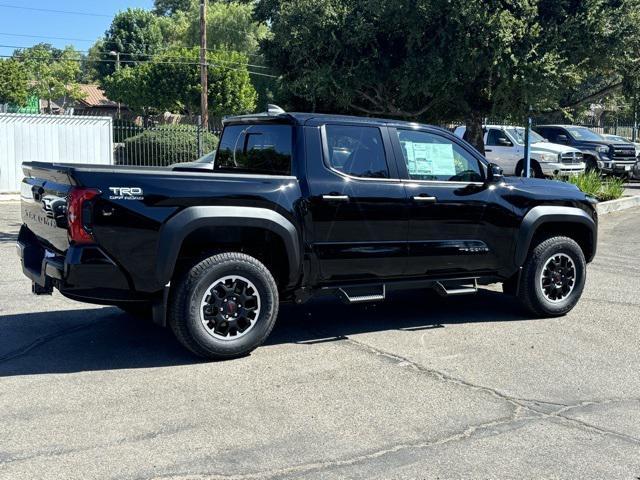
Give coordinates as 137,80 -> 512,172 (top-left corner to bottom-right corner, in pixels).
464,112 -> 485,155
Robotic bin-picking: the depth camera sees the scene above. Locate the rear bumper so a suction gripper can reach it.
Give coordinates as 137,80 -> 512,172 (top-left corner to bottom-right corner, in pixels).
17,239 -> 64,293
17,225 -> 149,304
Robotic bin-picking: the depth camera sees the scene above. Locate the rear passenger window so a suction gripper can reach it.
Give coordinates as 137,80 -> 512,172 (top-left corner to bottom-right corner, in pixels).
215,124 -> 292,175
325,125 -> 389,179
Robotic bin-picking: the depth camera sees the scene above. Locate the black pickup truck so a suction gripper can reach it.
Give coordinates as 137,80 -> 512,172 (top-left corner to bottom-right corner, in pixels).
534,125 -> 637,176
18,109 -> 598,359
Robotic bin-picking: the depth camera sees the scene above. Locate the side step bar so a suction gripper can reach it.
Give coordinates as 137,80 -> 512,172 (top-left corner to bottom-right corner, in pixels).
311,277 -> 481,305
434,279 -> 478,296
338,285 -> 386,304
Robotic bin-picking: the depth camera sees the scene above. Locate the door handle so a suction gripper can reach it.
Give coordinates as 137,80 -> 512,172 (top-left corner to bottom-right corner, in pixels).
322,194 -> 350,201
412,195 -> 437,203
485,149 -> 493,152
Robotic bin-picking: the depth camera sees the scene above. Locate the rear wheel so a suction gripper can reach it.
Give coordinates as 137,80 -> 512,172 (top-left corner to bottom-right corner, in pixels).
517,236 -> 586,317
168,252 -> 279,360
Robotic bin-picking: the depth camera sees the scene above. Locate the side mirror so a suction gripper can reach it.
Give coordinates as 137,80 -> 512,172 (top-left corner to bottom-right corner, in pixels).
556,134 -> 568,144
498,138 -> 512,147
487,163 -> 504,182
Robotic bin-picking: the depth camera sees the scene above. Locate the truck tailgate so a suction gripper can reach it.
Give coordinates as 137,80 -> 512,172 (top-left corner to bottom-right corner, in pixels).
20,162 -> 76,253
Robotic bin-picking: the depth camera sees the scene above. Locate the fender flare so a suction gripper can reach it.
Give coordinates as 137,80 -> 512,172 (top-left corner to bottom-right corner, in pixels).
515,206 -> 597,266
156,206 -> 301,287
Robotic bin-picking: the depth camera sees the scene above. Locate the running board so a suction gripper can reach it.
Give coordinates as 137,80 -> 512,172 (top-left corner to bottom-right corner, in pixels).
338,285 -> 386,304
434,279 -> 478,297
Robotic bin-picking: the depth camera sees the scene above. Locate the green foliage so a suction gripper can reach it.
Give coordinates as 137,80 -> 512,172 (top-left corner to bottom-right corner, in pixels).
565,171 -> 604,198
154,0 -> 192,16
0,58 -> 29,105
122,124 -> 218,166
96,9 -> 164,80
16,44 -> 85,112
259,0 -> 640,150
564,171 -> 625,202
102,47 -> 257,117
183,1 -> 270,55
599,177 -> 626,202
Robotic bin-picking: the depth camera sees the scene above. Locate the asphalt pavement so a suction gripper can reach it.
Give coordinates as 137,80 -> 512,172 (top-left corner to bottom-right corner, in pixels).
0,202 -> 639,480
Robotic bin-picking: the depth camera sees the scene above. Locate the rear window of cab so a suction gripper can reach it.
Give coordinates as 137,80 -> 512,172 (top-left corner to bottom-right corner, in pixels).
215,124 -> 293,175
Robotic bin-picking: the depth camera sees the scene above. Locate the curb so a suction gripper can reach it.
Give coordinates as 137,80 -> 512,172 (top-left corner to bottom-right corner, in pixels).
0,194 -> 20,203
597,195 -> 640,215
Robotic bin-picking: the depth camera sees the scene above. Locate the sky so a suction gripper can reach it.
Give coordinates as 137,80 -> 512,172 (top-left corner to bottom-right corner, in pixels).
0,0 -> 154,58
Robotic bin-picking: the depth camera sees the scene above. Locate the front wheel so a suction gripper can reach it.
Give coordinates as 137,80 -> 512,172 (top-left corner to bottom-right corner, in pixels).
168,252 -> 279,360
517,236 -> 586,317
516,160 -> 544,179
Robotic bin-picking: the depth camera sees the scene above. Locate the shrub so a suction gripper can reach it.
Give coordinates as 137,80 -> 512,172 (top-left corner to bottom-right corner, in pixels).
121,124 -> 218,167
598,176 -> 626,201
564,171 -> 625,202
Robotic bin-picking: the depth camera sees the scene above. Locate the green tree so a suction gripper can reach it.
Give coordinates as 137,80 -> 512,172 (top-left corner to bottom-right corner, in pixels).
102,47 -> 257,118
154,0 -> 192,16
183,1 -> 270,56
0,58 -> 29,106
96,8 -> 164,80
17,44 -> 85,113
259,0 -> 640,152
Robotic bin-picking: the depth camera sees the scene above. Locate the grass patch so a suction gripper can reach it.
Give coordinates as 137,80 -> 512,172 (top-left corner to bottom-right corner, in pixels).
563,171 -> 625,202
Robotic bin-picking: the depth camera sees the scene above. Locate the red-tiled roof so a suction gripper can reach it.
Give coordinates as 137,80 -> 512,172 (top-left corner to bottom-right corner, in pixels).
76,84 -> 119,108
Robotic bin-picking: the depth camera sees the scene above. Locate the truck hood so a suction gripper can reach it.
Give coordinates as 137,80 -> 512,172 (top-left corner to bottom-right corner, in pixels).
574,139 -> 635,149
502,176 -> 583,195
530,142 -> 579,154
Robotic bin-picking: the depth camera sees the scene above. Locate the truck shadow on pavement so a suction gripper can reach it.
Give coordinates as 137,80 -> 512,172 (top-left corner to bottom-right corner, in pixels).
0,289 -> 532,377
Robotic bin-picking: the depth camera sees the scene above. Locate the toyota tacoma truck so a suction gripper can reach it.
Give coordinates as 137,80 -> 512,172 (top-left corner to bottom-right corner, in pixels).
453,124 -> 585,178
18,108 -> 598,359
534,125 -> 637,176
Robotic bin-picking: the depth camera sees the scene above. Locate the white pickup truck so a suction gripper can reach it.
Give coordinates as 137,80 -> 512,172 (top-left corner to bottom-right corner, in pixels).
454,125 -> 585,178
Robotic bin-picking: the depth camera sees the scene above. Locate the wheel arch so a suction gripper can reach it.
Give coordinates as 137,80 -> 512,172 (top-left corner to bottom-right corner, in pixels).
516,158 -> 542,176
515,206 -> 597,267
156,206 -> 301,289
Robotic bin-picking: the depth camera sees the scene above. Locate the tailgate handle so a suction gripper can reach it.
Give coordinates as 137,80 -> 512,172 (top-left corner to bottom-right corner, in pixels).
31,185 -> 44,201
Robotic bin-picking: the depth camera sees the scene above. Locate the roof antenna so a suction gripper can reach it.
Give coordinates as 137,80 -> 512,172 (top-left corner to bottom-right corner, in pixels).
267,104 -> 286,115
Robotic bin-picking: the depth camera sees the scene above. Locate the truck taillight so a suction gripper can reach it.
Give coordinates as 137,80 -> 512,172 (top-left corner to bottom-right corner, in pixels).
67,188 -> 100,244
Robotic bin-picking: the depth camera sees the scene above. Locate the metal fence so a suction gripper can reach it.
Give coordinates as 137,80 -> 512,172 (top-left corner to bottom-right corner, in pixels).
439,117 -> 639,141
113,122 -> 220,167
0,113 -> 113,193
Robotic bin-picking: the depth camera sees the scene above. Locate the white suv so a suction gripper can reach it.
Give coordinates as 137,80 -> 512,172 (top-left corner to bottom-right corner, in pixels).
454,125 -> 585,177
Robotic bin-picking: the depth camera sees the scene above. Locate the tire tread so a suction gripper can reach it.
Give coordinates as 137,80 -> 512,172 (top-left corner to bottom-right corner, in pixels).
168,252 -> 279,359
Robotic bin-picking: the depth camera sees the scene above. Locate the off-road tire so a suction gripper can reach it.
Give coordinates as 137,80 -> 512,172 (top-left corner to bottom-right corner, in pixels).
168,252 -> 279,360
517,236 -> 586,317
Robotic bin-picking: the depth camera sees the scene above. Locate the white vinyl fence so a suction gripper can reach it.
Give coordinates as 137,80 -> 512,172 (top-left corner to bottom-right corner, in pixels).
0,113 -> 113,193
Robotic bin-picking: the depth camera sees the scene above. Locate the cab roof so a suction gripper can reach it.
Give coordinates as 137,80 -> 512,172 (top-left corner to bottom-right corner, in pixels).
223,111 -> 450,133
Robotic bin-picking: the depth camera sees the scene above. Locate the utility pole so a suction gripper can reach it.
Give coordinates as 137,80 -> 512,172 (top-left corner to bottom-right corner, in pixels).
199,0 -> 208,129
109,51 -> 121,118
523,112 -> 532,178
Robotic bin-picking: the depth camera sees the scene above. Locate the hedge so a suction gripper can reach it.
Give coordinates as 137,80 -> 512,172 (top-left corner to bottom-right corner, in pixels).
121,124 -> 218,167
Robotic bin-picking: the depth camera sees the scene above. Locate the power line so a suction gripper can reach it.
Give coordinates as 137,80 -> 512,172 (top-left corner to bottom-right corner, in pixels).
0,31 -> 263,57
0,3 -> 111,17
0,44 -> 271,70
0,32 -> 95,43
0,54 -> 279,79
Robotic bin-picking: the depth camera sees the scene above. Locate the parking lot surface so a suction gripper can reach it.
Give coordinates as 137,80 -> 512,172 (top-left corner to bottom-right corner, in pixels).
0,202 -> 639,480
